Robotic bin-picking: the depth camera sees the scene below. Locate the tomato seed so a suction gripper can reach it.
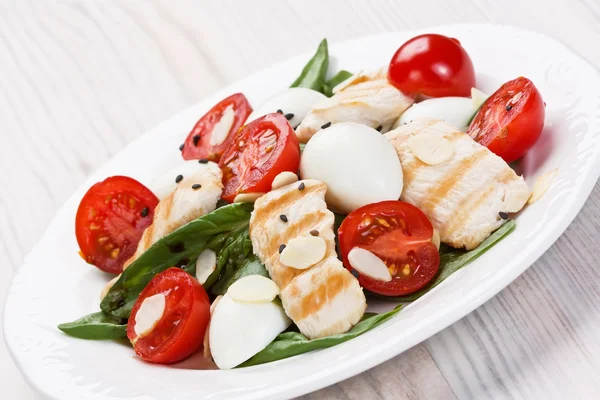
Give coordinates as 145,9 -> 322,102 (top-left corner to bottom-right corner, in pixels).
89,223 -> 100,231
110,248 -> 120,259
402,264 -> 411,276
377,218 -> 390,228
98,236 -> 109,244
128,198 -> 137,208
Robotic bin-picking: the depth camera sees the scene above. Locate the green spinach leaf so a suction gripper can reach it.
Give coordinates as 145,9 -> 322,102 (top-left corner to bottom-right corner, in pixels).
290,39 -> 329,92
371,220 -> 516,302
101,203 -> 253,318
239,305 -> 402,367
58,312 -> 127,340
322,70 -> 353,97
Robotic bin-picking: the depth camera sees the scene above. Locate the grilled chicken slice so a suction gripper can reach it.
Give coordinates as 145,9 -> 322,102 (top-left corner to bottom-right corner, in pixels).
385,119 -> 529,250
249,179 -> 366,339
295,69 -> 414,143
123,162 -> 223,269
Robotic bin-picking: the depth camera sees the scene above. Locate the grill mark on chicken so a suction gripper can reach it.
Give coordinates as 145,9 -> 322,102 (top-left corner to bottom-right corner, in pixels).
251,183 -> 322,226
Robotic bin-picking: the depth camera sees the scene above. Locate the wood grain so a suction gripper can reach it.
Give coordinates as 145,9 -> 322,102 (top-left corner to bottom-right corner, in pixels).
0,1 -> 599,399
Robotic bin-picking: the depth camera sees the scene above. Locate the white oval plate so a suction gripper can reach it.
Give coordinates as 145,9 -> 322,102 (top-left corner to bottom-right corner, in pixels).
4,24 -> 600,400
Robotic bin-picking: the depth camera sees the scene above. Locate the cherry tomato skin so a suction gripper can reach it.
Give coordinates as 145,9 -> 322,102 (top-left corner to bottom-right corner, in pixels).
218,112 -> 301,202
182,93 -> 253,162
468,77 -> 545,163
388,34 -> 476,97
338,201 -> 440,296
75,176 -> 159,274
127,268 -> 210,364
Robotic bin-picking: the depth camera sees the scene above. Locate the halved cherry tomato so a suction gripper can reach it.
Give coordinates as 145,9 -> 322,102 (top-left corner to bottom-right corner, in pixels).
75,176 -> 159,274
388,34 -> 476,97
218,112 -> 300,202
181,93 -> 252,162
468,77 -> 545,163
338,201 -> 440,296
127,267 -> 210,364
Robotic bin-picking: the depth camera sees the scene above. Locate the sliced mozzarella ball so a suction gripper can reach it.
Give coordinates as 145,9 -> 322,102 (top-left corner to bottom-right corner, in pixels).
227,275 -> 280,303
408,133 -> 454,165
100,275 -> 120,301
150,160 -> 218,200
271,171 -> 299,190
209,294 -> 291,369
209,105 -> 235,146
529,168 -> 559,204
248,87 -> 327,127
348,247 -> 392,282
134,293 -> 166,338
279,236 -> 327,270
300,122 -> 403,213
471,88 -> 489,110
398,97 -> 474,130
195,249 -> 217,285
233,192 -> 265,203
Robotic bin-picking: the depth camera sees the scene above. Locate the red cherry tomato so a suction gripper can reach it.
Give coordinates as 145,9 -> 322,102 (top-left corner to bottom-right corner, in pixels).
468,77 -> 545,163
388,34 -> 476,97
338,201 -> 440,296
218,113 -> 301,202
75,176 -> 159,274
181,93 -> 252,162
127,268 -> 210,364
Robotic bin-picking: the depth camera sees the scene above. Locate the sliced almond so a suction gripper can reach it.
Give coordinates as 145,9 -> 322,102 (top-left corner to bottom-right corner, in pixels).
227,275 -> 280,303
134,293 -> 166,338
100,275 -> 120,301
209,105 -> 235,146
279,236 -> 326,270
432,229 -> 441,250
196,249 -> 217,285
529,168 -> 559,204
408,133 -> 454,165
271,171 -> 299,190
348,247 -> 392,282
233,192 -> 265,203
203,295 -> 223,360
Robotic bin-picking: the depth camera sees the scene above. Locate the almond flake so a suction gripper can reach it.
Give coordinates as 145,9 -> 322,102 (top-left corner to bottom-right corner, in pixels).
233,192 -> 265,203
432,229 -> 441,250
529,168 -> 559,204
196,249 -> 217,285
271,171 -> 299,190
227,275 -> 280,304
134,293 -> 166,338
279,236 -> 326,270
348,247 -> 392,282
408,133 -> 454,165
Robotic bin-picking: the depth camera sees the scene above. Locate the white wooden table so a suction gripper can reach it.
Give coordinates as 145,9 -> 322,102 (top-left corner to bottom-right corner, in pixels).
1,1 -> 599,399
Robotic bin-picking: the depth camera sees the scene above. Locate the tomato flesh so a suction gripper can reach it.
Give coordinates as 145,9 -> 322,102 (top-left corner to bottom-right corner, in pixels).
468,77 -> 545,163
339,201 -> 440,296
182,93 -> 252,162
127,268 -> 210,364
388,34 -> 475,98
219,112 -> 300,202
75,176 -> 159,274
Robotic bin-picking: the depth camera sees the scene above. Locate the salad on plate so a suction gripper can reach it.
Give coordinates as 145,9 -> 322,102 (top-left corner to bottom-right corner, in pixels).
58,34 -> 555,370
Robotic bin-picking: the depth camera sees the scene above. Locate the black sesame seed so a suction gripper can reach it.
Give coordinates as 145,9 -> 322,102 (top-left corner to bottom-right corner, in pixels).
375,125 -> 383,132
298,182 -> 305,191
499,211 -> 509,220
279,244 -> 286,254
276,109 -> 283,114
351,270 -> 360,279
175,174 -> 183,183
279,214 -> 288,223
284,113 -> 294,120
191,184 -> 202,190
179,143 -> 185,151
193,135 -> 201,146
198,159 -> 209,164
506,105 -> 513,111
321,122 -> 332,129
310,229 -> 319,236
141,207 -> 149,217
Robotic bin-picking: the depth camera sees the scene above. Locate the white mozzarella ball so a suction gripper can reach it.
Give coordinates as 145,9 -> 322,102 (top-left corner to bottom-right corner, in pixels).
209,294 -> 291,369
397,97 -> 475,130
300,122 -> 403,214
150,160 -> 217,200
248,87 -> 327,127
